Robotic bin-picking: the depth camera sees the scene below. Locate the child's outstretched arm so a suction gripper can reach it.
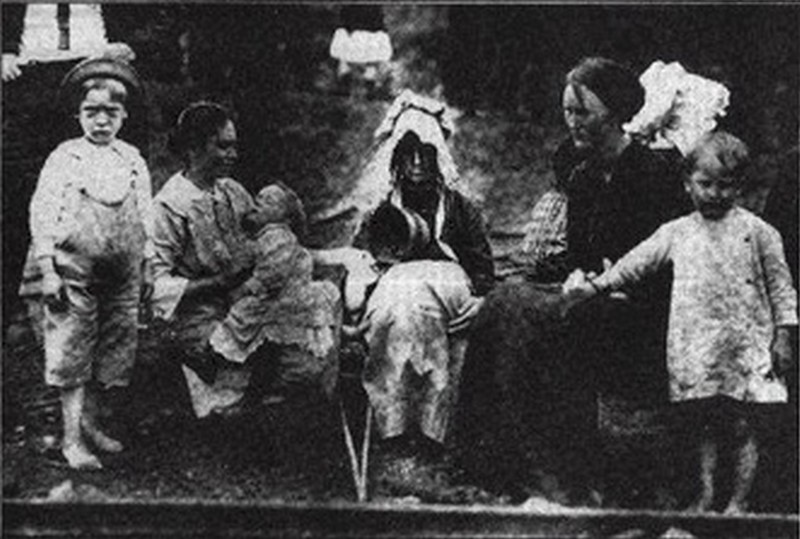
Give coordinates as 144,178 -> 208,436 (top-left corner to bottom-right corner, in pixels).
591,222 -> 674,294
562,268 -> 600,302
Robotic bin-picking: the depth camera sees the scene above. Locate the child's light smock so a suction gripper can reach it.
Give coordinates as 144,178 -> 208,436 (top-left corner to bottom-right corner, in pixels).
595,207 -> 798,403
20,137 -> 153,388
209,222 -> 341,397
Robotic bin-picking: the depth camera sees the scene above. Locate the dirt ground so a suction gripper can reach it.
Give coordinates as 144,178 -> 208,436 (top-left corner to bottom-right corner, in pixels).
3,86 -> 797,514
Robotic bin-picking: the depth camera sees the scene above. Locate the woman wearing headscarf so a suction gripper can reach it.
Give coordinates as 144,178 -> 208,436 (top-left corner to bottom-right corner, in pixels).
457,58 -> 688,505
350,91 -> 494,489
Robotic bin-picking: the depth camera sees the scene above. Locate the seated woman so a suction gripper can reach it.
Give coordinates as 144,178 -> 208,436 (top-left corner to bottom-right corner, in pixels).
350,91 -> 494,490
457,58 -> 689,505
151,102 -> 341,418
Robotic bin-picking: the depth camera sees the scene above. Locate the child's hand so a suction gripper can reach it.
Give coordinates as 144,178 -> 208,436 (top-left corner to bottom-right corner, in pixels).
561,269 -> 597,301
42,271 -> 66,310
771,327 -> 793,377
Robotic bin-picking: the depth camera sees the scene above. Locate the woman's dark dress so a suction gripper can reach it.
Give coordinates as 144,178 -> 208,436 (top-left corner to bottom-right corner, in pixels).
457,140 -> 688,498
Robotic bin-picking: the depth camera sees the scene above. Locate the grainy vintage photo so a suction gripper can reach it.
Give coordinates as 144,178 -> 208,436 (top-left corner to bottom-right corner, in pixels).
2,3 -> 798,537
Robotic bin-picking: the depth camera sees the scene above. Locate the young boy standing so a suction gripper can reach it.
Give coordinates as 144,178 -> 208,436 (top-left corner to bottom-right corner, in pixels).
564,131 -> 797,514
20,57 -> 154,469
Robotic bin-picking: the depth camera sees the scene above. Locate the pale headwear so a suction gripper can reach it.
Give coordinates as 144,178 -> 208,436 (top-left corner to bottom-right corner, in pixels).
332,91 -> 464,258
350,90 -> 461,213
624,60 -> 730,157
374,89 -> 458,186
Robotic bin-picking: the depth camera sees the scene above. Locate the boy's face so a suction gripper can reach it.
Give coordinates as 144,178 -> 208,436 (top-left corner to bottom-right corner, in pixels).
685,154 -> 740,220
78,88 -> 127,145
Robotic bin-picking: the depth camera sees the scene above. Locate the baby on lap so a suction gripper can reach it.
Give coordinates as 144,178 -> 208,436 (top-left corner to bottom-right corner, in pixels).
209,183 -> 341,395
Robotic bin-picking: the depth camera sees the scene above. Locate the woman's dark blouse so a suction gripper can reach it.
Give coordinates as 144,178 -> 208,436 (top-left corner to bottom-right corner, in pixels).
457,140 -> 689,491
558,140 -> 689,302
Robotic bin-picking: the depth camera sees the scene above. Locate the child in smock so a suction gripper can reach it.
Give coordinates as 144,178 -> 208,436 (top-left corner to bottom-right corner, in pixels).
208,183 -> 341,398
564,131 -> 797,514
19,57 -> 154,470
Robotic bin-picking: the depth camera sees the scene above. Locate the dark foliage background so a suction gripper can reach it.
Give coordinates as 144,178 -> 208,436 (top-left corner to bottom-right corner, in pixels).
95,4 -> 799,189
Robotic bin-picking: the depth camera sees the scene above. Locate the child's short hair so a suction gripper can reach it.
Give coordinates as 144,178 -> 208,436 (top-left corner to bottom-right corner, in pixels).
684,131 -> 751,183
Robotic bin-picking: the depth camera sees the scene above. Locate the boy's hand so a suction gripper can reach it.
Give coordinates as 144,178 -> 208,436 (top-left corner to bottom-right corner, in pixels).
771,327 -> 793,377
599,257 -> 629,301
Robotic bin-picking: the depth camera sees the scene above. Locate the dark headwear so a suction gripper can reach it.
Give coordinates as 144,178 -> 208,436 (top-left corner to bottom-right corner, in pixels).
566,57 -> 644,122
60,56 -> 142,107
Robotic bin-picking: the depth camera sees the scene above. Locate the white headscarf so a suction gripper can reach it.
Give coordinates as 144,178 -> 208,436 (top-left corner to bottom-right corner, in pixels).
318,91 -> 463,247
374,90 -> 458,185
355,90 -> 461,213
624,61 -> 730,157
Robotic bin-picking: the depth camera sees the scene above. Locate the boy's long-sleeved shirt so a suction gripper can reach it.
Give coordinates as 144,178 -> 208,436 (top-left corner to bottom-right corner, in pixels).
594,207 -> 798,403
28,137 -> 155,261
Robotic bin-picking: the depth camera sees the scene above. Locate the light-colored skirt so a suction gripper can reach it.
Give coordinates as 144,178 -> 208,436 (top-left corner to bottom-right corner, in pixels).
362,260 -> 483,443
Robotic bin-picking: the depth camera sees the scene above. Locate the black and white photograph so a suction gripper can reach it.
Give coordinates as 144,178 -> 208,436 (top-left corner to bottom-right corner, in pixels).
2,3 -> 798,537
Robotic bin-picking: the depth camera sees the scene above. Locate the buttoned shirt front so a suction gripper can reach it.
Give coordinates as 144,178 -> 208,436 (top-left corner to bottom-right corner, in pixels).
28,137 -> 155,261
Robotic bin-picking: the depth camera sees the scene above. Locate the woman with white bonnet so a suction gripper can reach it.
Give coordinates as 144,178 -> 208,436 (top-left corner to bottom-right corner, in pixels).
350,90 -> 494,491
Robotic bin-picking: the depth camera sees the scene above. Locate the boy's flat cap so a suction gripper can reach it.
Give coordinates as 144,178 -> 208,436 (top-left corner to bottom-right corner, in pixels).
61,56 -> 141,96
